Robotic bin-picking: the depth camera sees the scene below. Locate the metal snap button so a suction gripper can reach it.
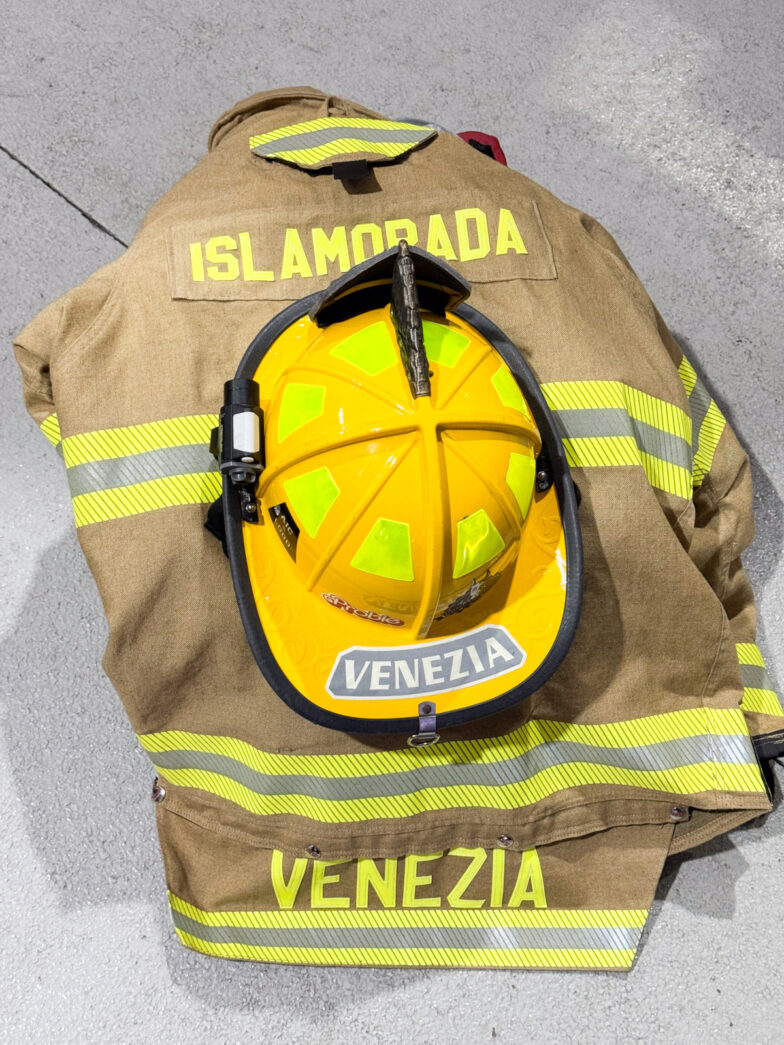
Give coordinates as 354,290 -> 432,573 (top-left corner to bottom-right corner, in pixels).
496,835 -> 514,848
670,806 -> 687,822
306,845 -> 322,857
151,779 -> 166,803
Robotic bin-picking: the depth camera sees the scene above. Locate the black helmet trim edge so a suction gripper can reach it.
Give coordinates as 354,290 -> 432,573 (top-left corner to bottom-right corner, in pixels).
223,295 -> 583,736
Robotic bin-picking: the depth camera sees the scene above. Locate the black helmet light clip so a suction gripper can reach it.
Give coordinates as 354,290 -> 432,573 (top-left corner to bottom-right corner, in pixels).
212,379 -> 265,524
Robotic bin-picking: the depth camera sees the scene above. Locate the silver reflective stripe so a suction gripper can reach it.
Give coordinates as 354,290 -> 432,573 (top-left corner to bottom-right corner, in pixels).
171,909 -> 641,953
253,125 -> 433,156
687,376 -> 712,454
552,408 -> 692,471
66,444 -> 217,497
740,663 -> 775,691
150,732 -> 756,802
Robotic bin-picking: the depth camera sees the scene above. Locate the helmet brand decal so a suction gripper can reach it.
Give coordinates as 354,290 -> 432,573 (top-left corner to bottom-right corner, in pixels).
269,503 -> 300,560
322,593 -> 405,627
326,625 -> 525,700
436,571 -> 501,620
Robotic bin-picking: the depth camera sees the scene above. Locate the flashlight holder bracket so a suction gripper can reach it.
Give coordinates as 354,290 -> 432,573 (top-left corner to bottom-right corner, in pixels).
213,379 -> 265,524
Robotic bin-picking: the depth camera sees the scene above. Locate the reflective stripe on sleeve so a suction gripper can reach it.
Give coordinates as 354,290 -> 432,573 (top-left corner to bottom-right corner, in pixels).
40,412 -> 61,449
50,371 -> 725,527
60,414 -> 219,527
168,893 -> 647,970
61,414 -> 218,466
540,380 -> 693,499
71,472 -> 221,527
677,356 -> 727,487
737,643 -> 784,716
66,445 -> 218,498
249,118 -> 436,169
138,707 -> 766,824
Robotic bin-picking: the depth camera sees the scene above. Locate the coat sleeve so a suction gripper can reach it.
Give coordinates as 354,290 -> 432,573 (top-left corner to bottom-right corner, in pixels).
679,367 -> 784,754
580,213 -> 784,756
13,255 -> 125,448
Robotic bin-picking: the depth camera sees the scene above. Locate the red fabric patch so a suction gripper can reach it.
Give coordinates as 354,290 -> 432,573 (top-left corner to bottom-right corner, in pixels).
457,131 -> 508,165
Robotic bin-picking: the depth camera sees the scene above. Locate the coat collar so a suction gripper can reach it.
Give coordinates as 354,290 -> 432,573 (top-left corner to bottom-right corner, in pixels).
208,86 -> 384,151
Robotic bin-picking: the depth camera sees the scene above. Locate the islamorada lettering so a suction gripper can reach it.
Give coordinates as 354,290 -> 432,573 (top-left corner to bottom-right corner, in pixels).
187,205 -> 528,285
270,847 -> 547,910
327,624 -> 526,699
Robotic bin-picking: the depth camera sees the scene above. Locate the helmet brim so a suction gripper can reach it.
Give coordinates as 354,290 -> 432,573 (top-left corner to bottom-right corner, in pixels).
223,297 -> 582,735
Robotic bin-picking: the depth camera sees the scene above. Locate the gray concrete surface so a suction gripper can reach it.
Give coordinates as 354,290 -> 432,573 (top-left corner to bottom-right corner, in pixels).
1,1 -> 782,1042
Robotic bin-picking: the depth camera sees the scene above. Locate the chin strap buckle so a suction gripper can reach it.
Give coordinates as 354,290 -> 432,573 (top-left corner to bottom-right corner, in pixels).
407,701 -> 440,748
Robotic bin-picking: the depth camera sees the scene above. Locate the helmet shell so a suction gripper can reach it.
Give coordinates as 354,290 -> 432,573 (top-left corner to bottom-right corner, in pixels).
260,306 -> 541,638
221,244 -> 582,734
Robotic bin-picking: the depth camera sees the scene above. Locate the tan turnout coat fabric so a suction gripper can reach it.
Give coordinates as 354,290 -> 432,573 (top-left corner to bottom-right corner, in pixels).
14,87 -> 784,971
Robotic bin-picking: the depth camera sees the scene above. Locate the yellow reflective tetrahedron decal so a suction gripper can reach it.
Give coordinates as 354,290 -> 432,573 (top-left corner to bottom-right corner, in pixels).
284,467 -> 340,538
329,321 -> 398,376
453,509 -> 505,579
277,383 -> 326,442
351,518 -> 415,582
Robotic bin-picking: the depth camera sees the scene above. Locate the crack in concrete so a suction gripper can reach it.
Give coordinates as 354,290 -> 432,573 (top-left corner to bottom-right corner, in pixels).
0,142 -> 129,249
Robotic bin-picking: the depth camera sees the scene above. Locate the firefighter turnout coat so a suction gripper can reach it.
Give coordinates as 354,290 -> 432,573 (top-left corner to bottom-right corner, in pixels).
14,86 -> 784,972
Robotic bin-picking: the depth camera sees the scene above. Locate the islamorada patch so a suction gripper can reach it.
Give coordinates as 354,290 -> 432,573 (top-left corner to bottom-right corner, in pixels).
326,624 -> 526,700
167,199 -> 556,301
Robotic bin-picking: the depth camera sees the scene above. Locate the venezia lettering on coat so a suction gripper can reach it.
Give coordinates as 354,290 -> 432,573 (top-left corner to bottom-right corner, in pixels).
269,847 -> 547,910
187,206 -> 528,285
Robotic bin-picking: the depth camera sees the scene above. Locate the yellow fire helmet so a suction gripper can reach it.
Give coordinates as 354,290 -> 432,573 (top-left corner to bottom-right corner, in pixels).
213,242 -> 582,745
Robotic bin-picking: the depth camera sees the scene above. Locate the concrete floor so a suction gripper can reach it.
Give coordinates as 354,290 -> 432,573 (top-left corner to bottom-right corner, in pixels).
2,2 -> 783,1042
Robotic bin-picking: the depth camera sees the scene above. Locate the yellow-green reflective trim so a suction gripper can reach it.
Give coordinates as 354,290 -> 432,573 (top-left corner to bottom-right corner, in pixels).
266,141 -> 423,167
169,893 -> 648,930
249,117 -> 431,148
72,472 -> 221,527
140,707 -> 765,824
541,380 -> 694,498
677,357 -> 698,396
637,451 -> 692,500
329,321 -> 397,376
559,435 -> 692,500
283,467 -> 340,539
175,932 -> 637,970
737,643 -> 765,667
505,451 -> 536,519
736,643 -> 783,716
491,365 -> 529,416
140,707 -> 753,776
277,383 -> 326,443
692,400 -> 726,488
62,414 -> 218,467
351,517 -> 414,581
148,762 -> 764,823
542,381 -> 690,439
740,689 -> 784,717
40,412 -> 61,447
169,895 -> 646,970
453,508 -> 505,579
248,116 -> 434,170
422,321 -> 470,368
677,355 -> 727,489
58,415 -> 221,526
